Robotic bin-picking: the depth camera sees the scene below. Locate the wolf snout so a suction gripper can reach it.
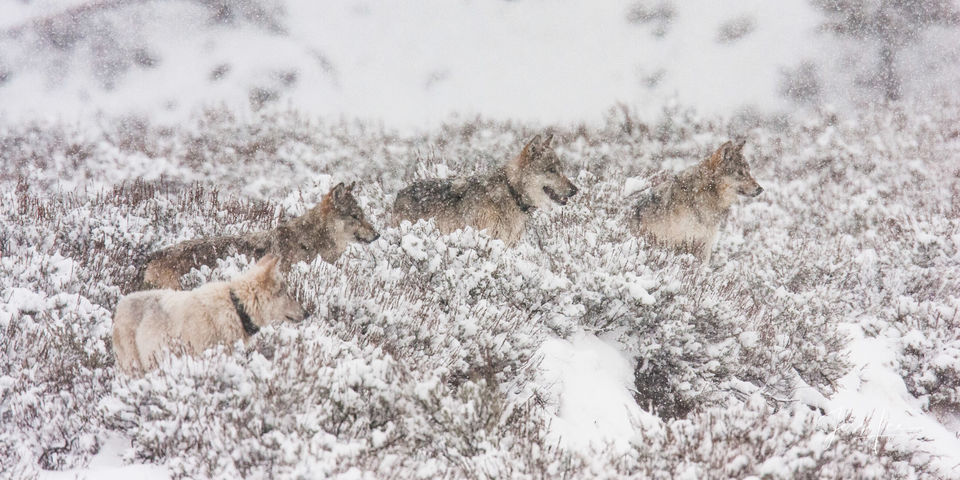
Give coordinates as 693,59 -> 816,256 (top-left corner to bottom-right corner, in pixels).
286,312 -> 306,323
356,229 -> 380,243
568,183 -> 579,197
738,184 -> 764,197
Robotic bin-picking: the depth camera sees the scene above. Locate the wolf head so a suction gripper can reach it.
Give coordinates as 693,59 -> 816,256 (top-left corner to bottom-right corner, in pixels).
233,254 -> 306,325
320,182 -> 380,245
510,133 -> 579,208
705,140 -> 763,198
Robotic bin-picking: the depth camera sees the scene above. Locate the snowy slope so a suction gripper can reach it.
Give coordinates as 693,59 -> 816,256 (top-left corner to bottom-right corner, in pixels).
2,0 -> 822,128
2,1 -> 960,478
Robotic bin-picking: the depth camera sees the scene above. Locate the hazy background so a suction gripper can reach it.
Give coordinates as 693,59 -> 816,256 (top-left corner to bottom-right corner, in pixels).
2,0 -> 959,128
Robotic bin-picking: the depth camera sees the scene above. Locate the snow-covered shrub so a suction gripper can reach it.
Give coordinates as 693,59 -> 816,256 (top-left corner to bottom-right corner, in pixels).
300,220 -> 578,378
0,248 -> 114,476
883,220 -> 960,412
102,319 -> 580,478
104,328 -> 415,478
1,99 -> 957,477
616,395 -> 933,479
0,176 -> 283,475
899,304 -> 960,412
525,169 -> 852,418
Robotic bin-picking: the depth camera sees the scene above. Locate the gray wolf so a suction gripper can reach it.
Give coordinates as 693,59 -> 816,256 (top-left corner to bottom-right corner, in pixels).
112,254 -> 305,375
630,140 -> 763,261
140,182 -> 378,290
391,134 -> 578,245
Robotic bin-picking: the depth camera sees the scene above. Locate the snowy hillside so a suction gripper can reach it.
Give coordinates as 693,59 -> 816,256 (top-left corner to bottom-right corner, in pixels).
3,0 -> 960,479
3,0 -> 959,128
2,101 -> 959,478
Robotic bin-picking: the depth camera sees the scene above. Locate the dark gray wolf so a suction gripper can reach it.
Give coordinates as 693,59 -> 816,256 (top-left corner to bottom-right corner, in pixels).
141,182 -> 378,290
392,134 -> 578,245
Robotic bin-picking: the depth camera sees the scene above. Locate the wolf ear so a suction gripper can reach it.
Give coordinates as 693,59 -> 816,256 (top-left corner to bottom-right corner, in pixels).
331,182 -> 347,202
255,254 -> 280,271
526,134 -> 543,149
734,139 -> 746,152
348,181 -> 357,192
521,135 -> 543,162
252,254 -> 281,285
706,142 -> 732,170
543,133 -> 554,147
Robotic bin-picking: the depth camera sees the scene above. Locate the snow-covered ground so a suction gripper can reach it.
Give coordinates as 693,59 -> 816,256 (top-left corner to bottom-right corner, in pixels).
828,324 -> 960,471
2,1 -> 960,479
37,434 -> 170,480
538,331 -> 656,451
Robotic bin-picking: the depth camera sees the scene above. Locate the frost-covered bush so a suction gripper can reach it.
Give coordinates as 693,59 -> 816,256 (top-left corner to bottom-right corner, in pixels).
617,395 -> 932,479
1,99 -> 957,477
302,222 -> 563,384
105,328 -> 417,478
0,178 -> 282,476
899,304 -> 960,412
102,317 -> 579,478
881,220 -> 960,412
0,248 -> 114,477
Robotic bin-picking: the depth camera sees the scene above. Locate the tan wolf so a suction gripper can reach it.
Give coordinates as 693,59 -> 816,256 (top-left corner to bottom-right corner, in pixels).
113,254 -> 305,375
630,140 -> 763,261
140,182 -> 378,290
392,134 -> 578,245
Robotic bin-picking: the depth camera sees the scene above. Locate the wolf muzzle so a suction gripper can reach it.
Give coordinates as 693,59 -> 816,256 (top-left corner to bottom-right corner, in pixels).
739,184 -> 763,197
544,183 -> 578,205
356,230 -> 380,243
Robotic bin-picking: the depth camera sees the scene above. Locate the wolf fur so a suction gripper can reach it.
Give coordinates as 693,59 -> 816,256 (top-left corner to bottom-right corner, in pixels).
113,254 -> 305,375
630,140 -> 763,261
140,182 -> 378,290
391,134 -> 578,245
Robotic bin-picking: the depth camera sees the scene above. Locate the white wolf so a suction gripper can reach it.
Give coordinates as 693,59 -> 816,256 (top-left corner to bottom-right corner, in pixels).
112,255 -> 305,375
